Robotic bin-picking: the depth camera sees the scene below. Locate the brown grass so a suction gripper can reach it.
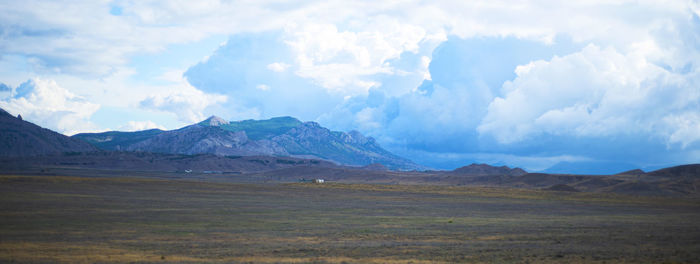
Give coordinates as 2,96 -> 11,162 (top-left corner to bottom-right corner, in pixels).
0,175 -> 698,263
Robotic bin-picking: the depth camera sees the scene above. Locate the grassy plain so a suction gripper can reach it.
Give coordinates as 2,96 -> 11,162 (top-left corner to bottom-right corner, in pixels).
0,174 -> 699,263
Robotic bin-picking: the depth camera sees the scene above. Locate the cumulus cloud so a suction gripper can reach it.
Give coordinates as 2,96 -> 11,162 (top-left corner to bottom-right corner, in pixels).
0,78 -> 100,135
314,27 -> 700,172
183,32 -> 339,121
478,44 -> 700,148
284,20 -> 434,95
184,29 -> 437,121
665,112 -> 700,149
319,36 -> 576,150
139,83 -> 227,124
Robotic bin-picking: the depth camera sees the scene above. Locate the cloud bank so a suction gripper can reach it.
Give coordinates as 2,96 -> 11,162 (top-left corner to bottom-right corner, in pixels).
1,1 -> 699,173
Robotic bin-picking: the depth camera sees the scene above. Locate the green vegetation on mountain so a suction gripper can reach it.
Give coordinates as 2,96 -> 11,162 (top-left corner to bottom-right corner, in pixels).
75,129 -> 164,150
218,116 -> 302,140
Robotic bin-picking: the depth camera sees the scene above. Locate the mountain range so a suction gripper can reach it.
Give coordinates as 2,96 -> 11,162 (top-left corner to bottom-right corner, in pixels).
73,116 -> 423,170
1,107 -> 699,197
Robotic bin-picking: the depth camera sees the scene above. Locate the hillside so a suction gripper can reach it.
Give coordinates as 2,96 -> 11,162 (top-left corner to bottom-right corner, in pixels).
74,116 -> 422,170
0,151 -> 335,174
0,108 -> 96,156
451,163 -> 527,176
647,164 -> 700,178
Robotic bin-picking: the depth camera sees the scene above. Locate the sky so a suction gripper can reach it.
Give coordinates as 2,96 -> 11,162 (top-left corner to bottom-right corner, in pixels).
1,1 -> 699,174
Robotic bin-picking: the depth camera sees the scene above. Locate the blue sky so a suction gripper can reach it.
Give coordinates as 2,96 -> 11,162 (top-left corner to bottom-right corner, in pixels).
1,1 -> 699,173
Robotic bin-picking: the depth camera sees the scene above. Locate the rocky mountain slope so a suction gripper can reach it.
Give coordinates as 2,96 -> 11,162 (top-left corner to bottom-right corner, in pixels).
74,116 -> 422,170
0,108 -> 96,156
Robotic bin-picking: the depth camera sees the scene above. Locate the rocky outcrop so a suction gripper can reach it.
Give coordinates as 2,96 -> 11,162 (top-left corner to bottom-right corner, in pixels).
201,115 -> 228,126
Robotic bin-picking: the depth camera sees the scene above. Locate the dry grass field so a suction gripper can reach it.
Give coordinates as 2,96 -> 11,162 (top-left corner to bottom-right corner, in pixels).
1,174 -> 699,263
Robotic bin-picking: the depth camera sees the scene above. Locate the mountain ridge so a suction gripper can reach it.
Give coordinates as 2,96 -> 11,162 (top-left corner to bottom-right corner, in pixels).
74,115 -> 424,170
0,108 -> 97,156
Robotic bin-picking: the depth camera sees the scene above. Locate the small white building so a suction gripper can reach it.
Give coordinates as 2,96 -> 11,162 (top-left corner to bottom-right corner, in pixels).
313,179 -> 325,183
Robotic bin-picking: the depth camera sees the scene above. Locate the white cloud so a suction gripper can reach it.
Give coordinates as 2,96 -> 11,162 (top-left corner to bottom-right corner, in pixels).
0,78 -> 100,135
420,56 -> 432,81
284,19 -> 432,95
139,83 -> 227,123
266,62 -> 290,72
1,1 -> 693,80
0,1 -> 279,76
157,69 -> 188,83
117,120 -> 166,132
665,112 -> 700,149
478,44 -> 700,146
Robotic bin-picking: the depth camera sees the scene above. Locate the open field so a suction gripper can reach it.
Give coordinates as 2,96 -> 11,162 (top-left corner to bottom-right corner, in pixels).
1,174 -> 699,263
